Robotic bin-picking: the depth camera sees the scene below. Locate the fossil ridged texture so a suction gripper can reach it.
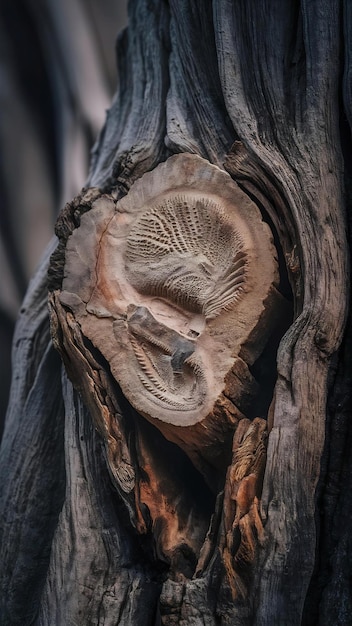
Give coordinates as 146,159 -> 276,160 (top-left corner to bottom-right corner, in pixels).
60,154 -> 280,476
125,195 -> 247,319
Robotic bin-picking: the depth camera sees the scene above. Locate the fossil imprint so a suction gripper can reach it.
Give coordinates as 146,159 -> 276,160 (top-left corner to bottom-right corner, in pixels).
60,154 -> 279,470
125,194 -> 248,319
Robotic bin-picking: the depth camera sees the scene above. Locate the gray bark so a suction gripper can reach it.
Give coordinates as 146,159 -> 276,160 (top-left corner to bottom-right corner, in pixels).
1,1 -> 352,624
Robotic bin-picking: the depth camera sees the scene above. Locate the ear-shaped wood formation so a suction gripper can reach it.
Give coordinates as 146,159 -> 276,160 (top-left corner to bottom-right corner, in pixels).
59,154 -> 280,485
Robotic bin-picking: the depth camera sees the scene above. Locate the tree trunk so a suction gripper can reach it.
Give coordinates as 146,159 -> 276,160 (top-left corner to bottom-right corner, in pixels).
1,1 -> 351,625
0,0 -> 126,431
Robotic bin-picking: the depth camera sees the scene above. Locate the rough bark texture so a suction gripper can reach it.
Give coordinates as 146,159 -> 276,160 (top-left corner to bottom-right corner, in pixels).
1,1 -> 351,625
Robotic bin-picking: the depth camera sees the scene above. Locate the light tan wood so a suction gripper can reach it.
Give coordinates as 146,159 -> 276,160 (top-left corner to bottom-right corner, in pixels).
60,154 -> 280,478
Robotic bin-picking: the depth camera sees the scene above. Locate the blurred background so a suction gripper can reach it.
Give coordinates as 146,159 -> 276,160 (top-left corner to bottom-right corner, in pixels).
0,0 -> 128,434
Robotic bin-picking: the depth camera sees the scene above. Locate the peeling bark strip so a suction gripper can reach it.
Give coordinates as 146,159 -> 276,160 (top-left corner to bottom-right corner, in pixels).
1,0 -> 351,624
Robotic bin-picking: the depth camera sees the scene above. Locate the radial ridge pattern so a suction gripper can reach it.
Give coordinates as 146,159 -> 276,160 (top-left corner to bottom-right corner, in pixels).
125,194 -> 248,319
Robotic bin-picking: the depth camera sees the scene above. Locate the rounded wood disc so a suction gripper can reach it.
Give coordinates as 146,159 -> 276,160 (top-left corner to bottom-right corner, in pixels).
60,154 -> 279,464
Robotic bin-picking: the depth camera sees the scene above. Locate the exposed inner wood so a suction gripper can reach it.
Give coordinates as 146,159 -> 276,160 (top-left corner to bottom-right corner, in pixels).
59,154 -> 280,483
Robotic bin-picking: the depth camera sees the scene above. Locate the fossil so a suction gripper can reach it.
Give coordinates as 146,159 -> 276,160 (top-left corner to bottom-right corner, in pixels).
125,194 -> 247,319
59,154 -> 280,479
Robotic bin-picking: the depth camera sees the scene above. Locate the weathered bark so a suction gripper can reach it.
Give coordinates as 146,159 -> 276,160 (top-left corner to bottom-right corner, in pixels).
1,1 -> 352,625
